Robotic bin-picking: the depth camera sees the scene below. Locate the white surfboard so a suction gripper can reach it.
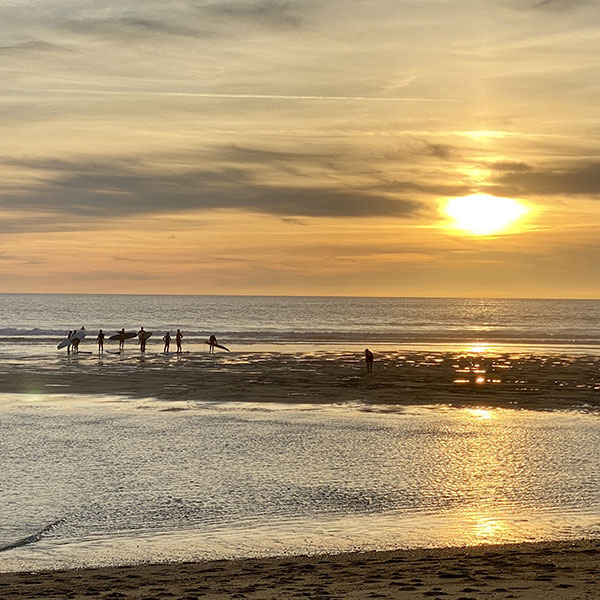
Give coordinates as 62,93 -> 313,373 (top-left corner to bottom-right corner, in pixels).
57,328 -> 86,350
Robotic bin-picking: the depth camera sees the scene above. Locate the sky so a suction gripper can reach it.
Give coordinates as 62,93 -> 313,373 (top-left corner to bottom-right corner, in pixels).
1,0 -> 600,297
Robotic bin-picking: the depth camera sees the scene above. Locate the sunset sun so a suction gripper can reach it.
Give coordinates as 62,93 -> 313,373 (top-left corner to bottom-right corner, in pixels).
444,194 -> 528,236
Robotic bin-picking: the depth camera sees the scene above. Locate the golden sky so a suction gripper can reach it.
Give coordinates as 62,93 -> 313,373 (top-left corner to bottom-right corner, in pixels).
1,0 -> 599,297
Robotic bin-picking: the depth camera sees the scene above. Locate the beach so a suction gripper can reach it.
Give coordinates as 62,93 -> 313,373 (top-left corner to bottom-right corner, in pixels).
1,349 -> 599,411
5,0 -> 600,587
2,373 -> 599,573
1,296 -> 600,595
1,540 -> 599,599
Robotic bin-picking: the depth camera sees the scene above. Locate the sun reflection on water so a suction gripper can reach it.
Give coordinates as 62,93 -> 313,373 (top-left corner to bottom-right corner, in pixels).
471,514 -> 507,540
467,408 -> 493,419
468,344 -> 491,353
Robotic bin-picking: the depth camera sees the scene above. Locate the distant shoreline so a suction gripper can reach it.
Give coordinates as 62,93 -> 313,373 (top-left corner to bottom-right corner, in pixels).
1,539 -> 599,598
0,292 -> 599,300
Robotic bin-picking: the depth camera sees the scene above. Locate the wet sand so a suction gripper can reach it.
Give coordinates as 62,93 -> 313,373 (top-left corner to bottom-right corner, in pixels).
0,349 -> 599,411
0,540 -> 598,599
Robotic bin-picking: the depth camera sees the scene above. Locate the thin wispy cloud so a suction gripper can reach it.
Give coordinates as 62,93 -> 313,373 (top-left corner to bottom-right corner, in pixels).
37,88 -> 462,103
63,16 -> 205,39
0,41 -> 64,54
531,0 -> 593,10
202,0 -> 307,29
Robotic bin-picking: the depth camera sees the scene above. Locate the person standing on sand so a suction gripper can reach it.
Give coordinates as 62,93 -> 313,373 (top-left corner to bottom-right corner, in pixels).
138,327 -> 147,353
66,330 -> 73,355
209,334 -> 218,354
97,330 -> 105,353
163,332 -> 171,354
365,348 -> 374,372
176,329 -> 183,353
118,328 -> 126,351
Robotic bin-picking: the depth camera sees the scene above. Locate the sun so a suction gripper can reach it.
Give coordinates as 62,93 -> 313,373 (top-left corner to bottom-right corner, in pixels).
444,194 -> 528,235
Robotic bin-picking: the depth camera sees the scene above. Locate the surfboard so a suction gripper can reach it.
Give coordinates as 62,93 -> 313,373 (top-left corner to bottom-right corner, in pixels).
139,332 -> 152,341
204,341 -> 230,352
108,332 -> 137,341
57,328 -> 86,350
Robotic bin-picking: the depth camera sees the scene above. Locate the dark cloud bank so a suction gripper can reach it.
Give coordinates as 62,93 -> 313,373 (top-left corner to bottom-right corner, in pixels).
491,161 -> 600,196
0,156 -> 421,232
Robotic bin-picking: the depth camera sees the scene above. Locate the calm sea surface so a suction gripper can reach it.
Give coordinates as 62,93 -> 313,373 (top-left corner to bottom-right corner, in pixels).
1,397 -> 599,572
0,294 -> 599,351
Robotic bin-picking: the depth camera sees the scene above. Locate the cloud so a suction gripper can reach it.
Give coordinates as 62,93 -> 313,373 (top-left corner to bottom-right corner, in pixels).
530,0 -> 593,10
422,142 -> 456,160
215,145 -> 329,164
0,41 -> 65,54
0,156 -> 423,231
487,161 -> 532,172
202,1 -> 307,29
374,178 -> 474,199
493,161 -> 600,196
28,88 -> 458,103
64,16 -> 204,39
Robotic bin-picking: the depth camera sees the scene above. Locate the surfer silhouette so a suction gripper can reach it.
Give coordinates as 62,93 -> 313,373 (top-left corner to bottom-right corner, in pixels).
138,327 -> 147,352
163,332 -> 171,354
118,328 -> 126,350
209,334 -> 218,354
97,330 -> 105,353
365,348 -> 374,373
66,330 -> 73,354
176,329 -> 183,353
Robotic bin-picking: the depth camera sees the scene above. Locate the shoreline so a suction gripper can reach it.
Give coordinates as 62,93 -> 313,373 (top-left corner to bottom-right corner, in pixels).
1,539 -> 599,598
1,349 -> 599,412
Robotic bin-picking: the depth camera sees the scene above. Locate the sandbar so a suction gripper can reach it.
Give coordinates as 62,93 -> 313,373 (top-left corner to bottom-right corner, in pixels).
0,350 -> 598,411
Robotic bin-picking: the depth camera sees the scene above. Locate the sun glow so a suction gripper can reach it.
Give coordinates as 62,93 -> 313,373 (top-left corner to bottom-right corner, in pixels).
444,194 -> 528,235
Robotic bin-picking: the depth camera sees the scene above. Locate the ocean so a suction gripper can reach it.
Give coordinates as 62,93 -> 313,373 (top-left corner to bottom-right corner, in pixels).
0,294 -> 599,353
1,399 -> 599,572
1,294 -> 599,572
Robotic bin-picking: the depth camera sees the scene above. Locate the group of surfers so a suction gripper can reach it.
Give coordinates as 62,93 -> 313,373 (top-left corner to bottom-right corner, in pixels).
65,327 -> 220,355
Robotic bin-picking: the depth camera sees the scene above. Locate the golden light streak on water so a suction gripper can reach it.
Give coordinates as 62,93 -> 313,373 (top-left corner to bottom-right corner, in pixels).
467,408 -> 493,419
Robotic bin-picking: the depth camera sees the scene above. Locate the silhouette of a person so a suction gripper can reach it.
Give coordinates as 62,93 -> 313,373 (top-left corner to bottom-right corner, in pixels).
209,334 -> 218,354
138,327 -> 147,352
176,329 -> 183,353
66,330 -> 73,355
365,348 -> 374,373
97,329 -> 105,353
118,328 -> 126,351
72,337 -> 80,353
163,332 -> 171,354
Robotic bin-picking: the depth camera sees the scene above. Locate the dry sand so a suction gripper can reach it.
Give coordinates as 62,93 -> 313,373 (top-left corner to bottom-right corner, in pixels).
1,349 -> 599,411
0,540 -> 598,599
